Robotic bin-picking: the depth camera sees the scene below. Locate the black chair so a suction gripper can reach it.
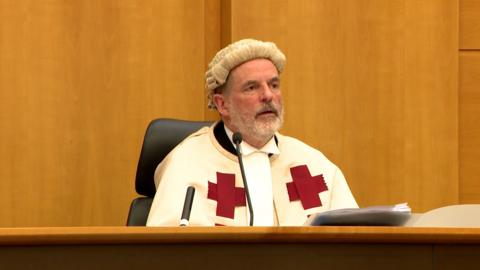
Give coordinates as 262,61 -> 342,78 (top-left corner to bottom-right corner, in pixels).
126,118 -> 212,226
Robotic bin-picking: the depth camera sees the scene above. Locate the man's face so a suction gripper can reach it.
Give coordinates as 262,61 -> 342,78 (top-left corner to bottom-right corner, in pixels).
215,58 -> 284,144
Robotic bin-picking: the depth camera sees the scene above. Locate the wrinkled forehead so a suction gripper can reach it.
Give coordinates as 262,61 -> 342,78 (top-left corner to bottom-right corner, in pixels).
227,59 -> 280,87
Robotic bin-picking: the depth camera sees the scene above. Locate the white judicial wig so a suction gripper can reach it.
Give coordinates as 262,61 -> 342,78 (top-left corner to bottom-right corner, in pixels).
205,39 -> 286,110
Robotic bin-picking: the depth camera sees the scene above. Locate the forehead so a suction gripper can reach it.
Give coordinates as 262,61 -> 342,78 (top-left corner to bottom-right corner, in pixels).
228,59 -> 279,85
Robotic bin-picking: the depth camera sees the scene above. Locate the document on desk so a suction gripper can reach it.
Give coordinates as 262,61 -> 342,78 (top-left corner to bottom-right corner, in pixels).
305,203 -> 411,226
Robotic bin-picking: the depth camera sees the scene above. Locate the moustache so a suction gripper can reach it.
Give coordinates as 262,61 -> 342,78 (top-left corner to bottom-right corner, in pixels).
256,103 -> 280,117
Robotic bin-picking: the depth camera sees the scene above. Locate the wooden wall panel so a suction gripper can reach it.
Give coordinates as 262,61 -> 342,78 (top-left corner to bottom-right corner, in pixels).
0,1 -> 215,226
459,0 -> 480,203
459,52 -> 480,203
0,0 -> 463,226
227,0 -> 458,212
460,0 -> 480,49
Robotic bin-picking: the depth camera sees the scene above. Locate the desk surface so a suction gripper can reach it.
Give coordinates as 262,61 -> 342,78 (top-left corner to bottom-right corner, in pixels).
1,226 -> 480,245
1,226 -> 480,270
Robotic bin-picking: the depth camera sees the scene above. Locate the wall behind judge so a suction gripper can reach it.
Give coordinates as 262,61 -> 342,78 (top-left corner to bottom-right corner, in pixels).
459,0 -> 480,203
0,0 -> 219,226
0,0 -> 472,227
225,0 -> 458,211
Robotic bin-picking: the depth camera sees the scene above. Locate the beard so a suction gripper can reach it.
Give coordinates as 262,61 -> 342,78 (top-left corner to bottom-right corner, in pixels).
229,101 -> 284,144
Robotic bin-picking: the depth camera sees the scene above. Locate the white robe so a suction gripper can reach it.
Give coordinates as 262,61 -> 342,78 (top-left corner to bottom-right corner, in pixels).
147,122 -> 358,226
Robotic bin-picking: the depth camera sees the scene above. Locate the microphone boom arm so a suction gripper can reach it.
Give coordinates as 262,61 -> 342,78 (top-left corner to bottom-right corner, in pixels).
233,133 -> 254,226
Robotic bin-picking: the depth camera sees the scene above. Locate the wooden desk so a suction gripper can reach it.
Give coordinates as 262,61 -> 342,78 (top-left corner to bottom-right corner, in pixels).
1,226 -> 479,270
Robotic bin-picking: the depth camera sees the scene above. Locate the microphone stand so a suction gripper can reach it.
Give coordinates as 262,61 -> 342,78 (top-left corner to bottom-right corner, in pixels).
233,133 -> 254,226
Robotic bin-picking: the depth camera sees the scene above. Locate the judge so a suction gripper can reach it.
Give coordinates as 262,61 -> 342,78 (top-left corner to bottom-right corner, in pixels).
147,39 -> 357,226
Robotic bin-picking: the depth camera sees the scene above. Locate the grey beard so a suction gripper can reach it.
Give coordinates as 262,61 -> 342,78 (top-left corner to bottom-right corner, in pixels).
240,108 -> 284,145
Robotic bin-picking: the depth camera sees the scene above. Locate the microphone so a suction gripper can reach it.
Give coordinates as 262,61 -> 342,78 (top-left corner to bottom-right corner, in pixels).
232,132 -> 254,226
180,186 -> 195,226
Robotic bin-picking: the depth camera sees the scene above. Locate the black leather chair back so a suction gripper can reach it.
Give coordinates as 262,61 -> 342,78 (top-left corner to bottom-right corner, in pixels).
126,118 -> 212,226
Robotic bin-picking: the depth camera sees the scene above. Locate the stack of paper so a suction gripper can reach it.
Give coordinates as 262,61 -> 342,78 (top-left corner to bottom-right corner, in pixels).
305,203 -> 412,226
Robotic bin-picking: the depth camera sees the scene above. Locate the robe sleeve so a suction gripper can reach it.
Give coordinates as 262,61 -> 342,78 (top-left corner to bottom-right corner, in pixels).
329,166 -> 358,209
146,145 -> 214,227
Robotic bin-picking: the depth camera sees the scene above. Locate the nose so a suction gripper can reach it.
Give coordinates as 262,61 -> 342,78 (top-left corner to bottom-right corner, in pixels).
260,83 -> 274,102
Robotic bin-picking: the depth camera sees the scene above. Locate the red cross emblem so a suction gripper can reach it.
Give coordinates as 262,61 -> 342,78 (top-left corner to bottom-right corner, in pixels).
207,172 -> 246,219
286,165 -> 328,210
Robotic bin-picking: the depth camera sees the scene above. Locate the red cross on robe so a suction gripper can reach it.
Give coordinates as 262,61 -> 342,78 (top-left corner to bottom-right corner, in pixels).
207,172 -> 246,219
286,165 -> 328,210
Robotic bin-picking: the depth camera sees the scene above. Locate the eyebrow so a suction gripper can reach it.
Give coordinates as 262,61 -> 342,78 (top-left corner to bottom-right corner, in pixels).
240,80 -> 257,89
268,76 -> 280,84
240,76 -> 280,89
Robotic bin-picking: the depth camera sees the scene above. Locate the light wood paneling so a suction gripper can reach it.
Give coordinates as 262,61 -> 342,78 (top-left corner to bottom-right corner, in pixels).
0,0 -> 462,226
460,0 -> 480,49
204,0 -> 223,121
0,1 -> 213,226
459,0 -> 480,203
227,0 -> 458,212
459,52 -> 480,203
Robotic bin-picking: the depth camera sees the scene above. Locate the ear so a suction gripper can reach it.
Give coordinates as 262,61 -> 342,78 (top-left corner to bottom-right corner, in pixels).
213,93 -> 229,117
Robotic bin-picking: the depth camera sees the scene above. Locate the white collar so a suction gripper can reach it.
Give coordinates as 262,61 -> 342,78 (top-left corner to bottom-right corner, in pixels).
224,125 -> 280,156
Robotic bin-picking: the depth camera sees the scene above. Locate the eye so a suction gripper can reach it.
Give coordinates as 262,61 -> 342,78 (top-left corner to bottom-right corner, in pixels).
270,81 -> 280,90
244,83 -> 257,92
